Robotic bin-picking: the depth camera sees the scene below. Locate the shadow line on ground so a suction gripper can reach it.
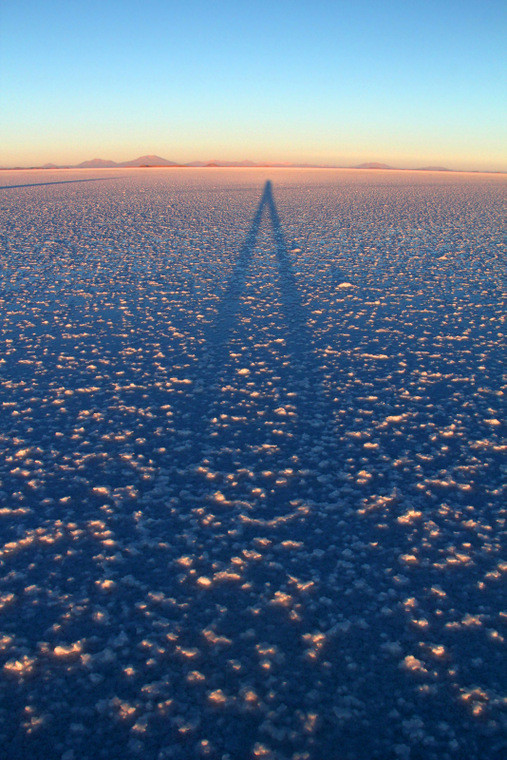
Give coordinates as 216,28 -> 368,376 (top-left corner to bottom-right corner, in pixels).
0,177 -> 127,190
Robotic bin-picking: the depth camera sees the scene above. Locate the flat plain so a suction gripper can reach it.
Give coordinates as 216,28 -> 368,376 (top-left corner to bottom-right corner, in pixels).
0,168 -> 505,759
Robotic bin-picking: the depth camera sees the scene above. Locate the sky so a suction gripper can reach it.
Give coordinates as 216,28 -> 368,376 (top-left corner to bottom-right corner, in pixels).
1,0 -> 506,170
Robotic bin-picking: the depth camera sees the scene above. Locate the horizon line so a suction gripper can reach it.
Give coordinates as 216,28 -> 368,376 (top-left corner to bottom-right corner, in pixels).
1,156 -> 506,175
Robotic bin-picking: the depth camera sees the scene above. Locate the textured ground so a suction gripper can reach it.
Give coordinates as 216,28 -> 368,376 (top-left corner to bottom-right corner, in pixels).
0,168 -> 505,759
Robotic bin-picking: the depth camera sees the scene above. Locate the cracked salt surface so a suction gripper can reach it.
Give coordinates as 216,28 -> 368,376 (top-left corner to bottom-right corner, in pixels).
0,168 -> 505,759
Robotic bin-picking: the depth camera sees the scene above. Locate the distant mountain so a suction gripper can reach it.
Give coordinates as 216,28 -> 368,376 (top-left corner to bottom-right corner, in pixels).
353,162 -> 394,169
118,155 -> 181,167
416,166 -> 450,172
76,158 -> 118,168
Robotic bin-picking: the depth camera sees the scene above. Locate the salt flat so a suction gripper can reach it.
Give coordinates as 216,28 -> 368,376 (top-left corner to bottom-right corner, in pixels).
0,168 -> 505,759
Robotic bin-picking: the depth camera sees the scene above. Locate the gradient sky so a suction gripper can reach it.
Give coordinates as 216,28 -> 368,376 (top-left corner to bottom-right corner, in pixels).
1,0 -> 506,170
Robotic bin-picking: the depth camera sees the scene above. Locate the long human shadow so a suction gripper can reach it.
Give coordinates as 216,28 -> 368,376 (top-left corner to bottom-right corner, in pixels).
210,180 -> 271,349
0,177 -> 126,190
210,181 -> 315,366
178,180 -> 328,460
264,181 -> 317,376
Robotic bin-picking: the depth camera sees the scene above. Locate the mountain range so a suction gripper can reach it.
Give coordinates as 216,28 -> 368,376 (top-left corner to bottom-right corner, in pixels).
2,154 -> 478,172
72,156 -> 404,170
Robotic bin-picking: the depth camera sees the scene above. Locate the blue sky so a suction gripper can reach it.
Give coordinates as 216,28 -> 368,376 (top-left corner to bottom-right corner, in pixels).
1,0 -> 506,169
